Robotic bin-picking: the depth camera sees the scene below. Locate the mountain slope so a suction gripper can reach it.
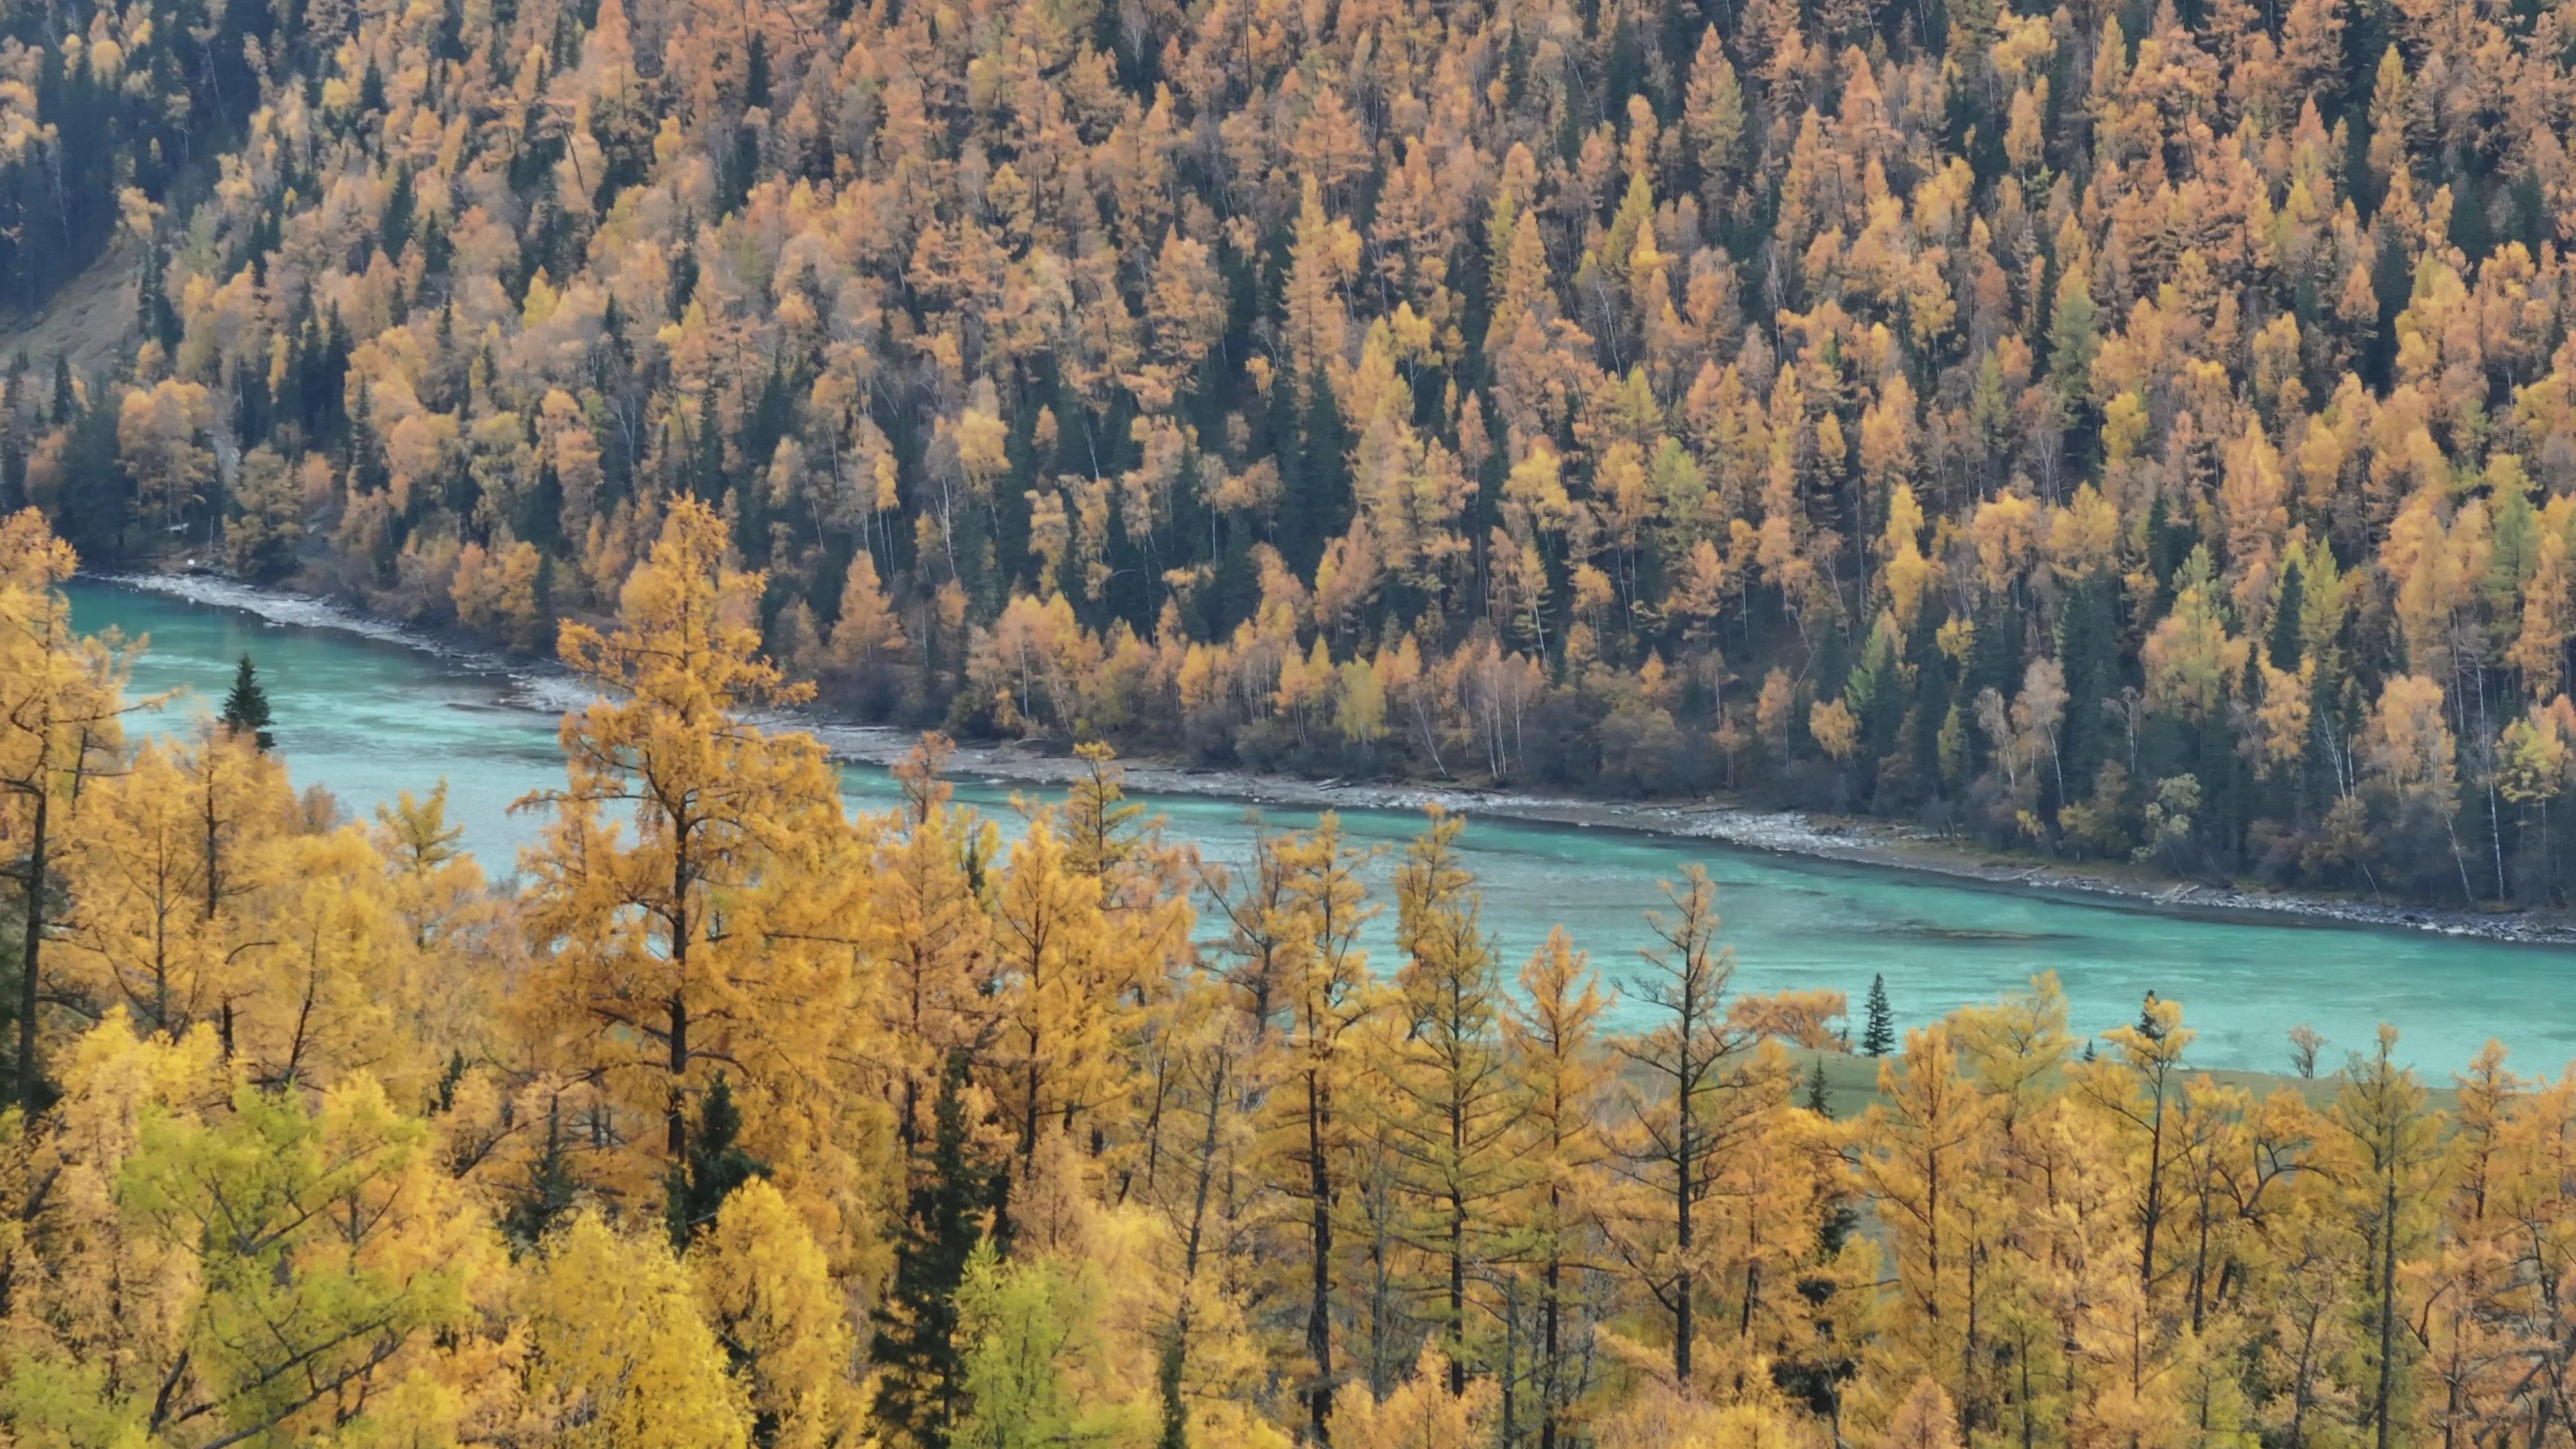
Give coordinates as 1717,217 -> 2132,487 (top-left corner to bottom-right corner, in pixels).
3,0 -> 2575,907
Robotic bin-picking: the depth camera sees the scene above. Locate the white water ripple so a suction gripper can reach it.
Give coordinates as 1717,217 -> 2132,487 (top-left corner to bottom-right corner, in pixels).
89,572 -> 610,720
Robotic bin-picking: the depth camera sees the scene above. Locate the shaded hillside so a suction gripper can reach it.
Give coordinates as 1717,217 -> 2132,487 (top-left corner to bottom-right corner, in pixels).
3,0 -> 2575,908
0,244 -> 139,381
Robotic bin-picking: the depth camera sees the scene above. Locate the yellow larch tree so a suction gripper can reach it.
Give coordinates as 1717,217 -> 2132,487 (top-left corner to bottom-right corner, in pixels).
989,810 -> 1127,1164
867,735 -> 999,1148
1057,745 -> 1196,1125
1858,1022 -> 2000,1426
2070,995 -> 2198,1292
0,509 -> 136,1112
1607,863 -> 1754,1387
1120,965 -> 1273,1449
1504,924 -> 1612,1449
1383,807 -> 1523,1391
228,823 -> 421,1095
373,780 -> 514,1067
522,1208 -> 753,1449
692,1177 -> 869,1449
2323,1026 -> 2447,1448
1948,976 -> 2081,1446
2421,1042 -> 2528,1445
513,496 -> 888,1260
1327,1344 -> 1499,1448
1265,813 -> 1380,1440
62,739 -> 225,1037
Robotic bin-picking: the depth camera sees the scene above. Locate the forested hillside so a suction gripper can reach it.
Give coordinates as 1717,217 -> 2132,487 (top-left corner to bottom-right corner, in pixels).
10,499 -> 2576,1449
1,0 -> 2572,905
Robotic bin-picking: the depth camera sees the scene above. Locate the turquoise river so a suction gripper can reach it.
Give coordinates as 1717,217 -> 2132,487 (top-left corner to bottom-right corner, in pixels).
61,578 -> 2576,1077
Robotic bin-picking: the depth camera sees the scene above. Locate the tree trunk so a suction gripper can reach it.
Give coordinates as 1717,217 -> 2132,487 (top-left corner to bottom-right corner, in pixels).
1675,1121 -> 1694,1383
1162,1057 -> 1227,1449
667,989 -> 689,1161
16,788 -> 46,1115
1541,1227 -> 1562,1449
2140,1090 -> 2165,1287
668,861 -> 690,1164
1448,1073 -> 1467,1396
2377,1173 -> 2400,1449
201,759 -> 221,920
1449,1191 -> 1466,1395
1022,1046 -> 1043,1161
1306,1067 -> 1334,1443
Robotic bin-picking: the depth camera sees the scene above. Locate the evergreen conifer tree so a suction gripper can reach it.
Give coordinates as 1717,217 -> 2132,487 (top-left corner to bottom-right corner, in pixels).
872,1051 -> 991,1448
1861,973 -> 1894,1057
2057,573 -> 2120,792
53,392 -> 129,559
434,1049 -> 467,1114
2269,555 -> 2306,671
1803,1057 -> 1833,1117
220,654 -> 275,751
1,430 -> 24,514
666,1072 -> 765,1248
380,168 -> 417,260
504,1092 -> 583,1249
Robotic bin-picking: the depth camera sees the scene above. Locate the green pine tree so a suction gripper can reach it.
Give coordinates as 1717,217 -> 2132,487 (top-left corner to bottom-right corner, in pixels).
380,167 -> 417,260
1283,367 -> 1350,575
503,1091 -> 583,1250
220,654 -> 276,751
2057,572 -> 2120,794
1861,974 -> 1894,1057
1803,1057 -> 1833,1118
665,1072 -> 765,1248
2269,555 -> 2306,672
433,1050 -> 468,1114
873,1051 -> 994,1449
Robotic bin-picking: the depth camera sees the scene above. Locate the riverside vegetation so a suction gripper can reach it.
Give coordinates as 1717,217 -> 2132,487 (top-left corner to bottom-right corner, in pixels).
3,0 -> 2576,909
10,501 -> 2576,1448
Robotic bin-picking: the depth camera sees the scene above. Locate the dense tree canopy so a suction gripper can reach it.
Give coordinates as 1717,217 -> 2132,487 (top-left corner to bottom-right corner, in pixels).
5,0 -> 2576,903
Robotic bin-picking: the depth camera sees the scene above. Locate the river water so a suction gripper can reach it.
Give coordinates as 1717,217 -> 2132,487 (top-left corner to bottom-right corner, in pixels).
61,578 -> 2576,1077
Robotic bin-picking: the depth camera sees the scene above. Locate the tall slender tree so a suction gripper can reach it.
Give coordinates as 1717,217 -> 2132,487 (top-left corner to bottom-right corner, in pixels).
1385,808 -> 1523,1393
1272,814 -> 1379,1441
1505,926 -> 1609,1449
0,511 -> 131,1112
1610,865 -> 1749,1383
1863,973 -> 1895,1057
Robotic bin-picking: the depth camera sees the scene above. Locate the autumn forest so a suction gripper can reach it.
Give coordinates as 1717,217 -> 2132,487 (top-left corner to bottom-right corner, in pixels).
3,0 -> 2576,1438
3,492 -> 2572,1449
4,0 -> 2576,906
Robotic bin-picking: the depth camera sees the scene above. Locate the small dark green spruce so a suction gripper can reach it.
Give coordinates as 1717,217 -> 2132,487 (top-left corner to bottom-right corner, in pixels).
220,653 -> 275,751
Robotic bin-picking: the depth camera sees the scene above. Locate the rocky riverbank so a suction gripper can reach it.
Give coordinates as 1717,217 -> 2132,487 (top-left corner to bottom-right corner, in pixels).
95,570 -> 2576,949
801,726 -> 2576,947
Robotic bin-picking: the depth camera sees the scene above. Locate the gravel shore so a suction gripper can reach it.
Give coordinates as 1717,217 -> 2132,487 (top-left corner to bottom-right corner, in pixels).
806,727 -> 2576,947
